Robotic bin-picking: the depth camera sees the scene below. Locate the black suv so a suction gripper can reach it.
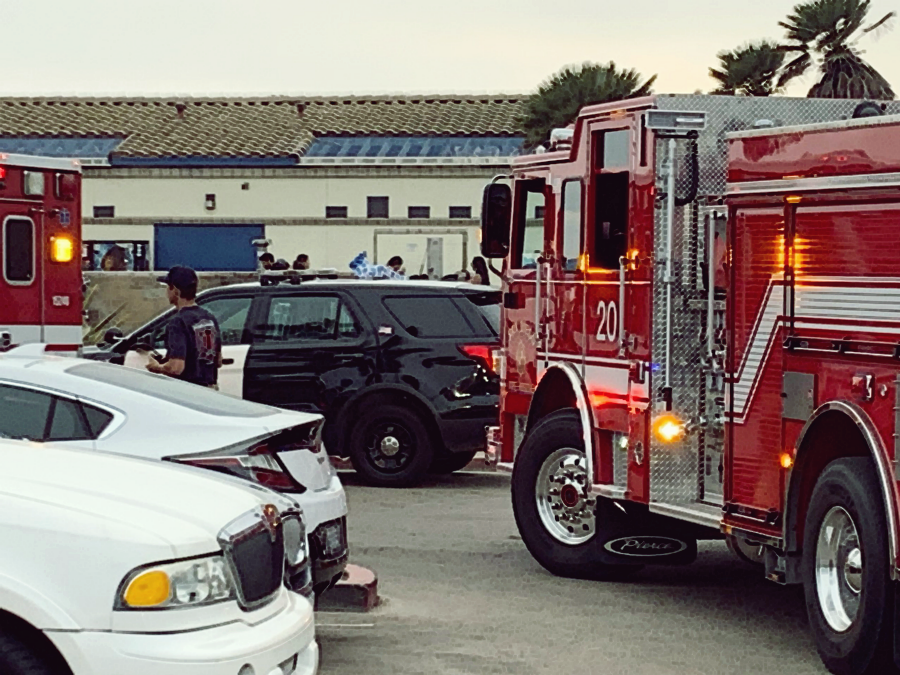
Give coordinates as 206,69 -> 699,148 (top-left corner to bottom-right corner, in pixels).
88,277 -> 501,487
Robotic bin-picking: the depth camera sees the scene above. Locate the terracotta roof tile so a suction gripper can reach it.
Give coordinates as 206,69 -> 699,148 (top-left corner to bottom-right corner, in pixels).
0,95 -> 524,159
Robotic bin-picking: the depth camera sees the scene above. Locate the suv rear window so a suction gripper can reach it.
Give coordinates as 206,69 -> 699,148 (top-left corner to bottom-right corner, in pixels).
462,291 -> 501,336
383,296 -> 474,338
66,362 -> 278,418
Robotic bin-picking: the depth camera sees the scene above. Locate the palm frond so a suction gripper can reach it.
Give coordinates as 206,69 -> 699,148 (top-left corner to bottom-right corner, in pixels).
778,52 -> 812,87
519,61 -> 656,148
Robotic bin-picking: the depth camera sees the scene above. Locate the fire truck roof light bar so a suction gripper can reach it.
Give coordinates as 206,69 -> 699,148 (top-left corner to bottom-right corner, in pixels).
645,110 -> 707,134
0,153 -> 81,173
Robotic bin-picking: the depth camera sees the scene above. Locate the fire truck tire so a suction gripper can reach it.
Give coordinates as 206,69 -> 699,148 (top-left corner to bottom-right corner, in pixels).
511,409 -> 641,580
802,457 -> 897,675
348,404 -> 434,487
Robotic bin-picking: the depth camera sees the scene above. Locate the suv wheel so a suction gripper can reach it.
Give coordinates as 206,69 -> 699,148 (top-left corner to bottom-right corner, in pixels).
349,403 -> 434,487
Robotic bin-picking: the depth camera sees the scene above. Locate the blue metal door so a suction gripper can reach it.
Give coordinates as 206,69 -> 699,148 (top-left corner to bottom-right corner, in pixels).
154,224 -> 264,271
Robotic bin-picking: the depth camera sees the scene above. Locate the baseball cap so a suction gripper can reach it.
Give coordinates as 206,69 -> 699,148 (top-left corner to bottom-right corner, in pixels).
156,265 -> 198,291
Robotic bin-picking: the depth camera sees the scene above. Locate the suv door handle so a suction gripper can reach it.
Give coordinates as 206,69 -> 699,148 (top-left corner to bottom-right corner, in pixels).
222,358 -> 235,365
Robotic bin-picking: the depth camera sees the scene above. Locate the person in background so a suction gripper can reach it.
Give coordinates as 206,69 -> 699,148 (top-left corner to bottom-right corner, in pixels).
147,266 -> 222,389
259,252 -> 275,270
349,251 -> 405,280
272,258 -> 290,271
293,253 -> 310,271
471,256 -> 490,285
387,256 -> 404,274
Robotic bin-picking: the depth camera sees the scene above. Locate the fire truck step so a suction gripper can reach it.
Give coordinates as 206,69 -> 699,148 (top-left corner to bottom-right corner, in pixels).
648,501 -> 723,530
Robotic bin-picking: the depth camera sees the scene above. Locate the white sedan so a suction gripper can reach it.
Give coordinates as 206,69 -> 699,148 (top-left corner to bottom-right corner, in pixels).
0,436 -> 318,675
0,350 -> 348,595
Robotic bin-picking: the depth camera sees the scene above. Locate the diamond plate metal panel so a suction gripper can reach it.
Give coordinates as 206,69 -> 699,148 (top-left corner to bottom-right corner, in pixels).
648,95 -> 900,505
656,95 -> 900,197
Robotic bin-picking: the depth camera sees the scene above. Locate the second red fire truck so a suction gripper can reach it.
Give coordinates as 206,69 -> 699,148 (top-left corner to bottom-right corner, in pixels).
0,154 -> 83,352
481,95 -> 900,674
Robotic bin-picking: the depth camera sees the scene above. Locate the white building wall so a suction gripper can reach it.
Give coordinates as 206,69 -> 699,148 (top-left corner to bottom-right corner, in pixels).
82,173 -> 488,271
83,176 -> 488,220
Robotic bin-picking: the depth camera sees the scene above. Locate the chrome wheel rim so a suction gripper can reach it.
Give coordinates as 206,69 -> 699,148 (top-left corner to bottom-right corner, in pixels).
365,423 -> 414,473
815,506 -> 863,633
535,447 -> 596,545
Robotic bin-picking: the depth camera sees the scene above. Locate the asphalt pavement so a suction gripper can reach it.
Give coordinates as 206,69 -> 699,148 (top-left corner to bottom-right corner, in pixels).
317,470 -> 828,675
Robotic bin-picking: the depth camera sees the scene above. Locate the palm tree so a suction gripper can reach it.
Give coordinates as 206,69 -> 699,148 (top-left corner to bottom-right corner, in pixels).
709,41 -> 787,96
779,0 -> 895,98
519,62 -> 656,149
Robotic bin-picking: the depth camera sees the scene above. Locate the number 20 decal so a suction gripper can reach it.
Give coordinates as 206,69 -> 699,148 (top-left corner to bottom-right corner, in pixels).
596,301 -> 618,343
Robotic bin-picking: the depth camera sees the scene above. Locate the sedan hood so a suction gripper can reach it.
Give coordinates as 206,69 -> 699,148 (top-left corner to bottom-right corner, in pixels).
0,440 -> 270,551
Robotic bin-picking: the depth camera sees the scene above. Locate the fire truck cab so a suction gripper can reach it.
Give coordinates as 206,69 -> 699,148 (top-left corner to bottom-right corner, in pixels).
0,154 -> 82,352
482,95 -> 900,674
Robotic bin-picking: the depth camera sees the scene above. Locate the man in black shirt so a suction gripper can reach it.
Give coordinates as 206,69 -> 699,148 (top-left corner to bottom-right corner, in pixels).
147,266 -> 222,388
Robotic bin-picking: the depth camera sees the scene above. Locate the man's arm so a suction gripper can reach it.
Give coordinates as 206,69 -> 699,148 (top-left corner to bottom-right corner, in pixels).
147,319 -> 187,378
148,355 -> 185,376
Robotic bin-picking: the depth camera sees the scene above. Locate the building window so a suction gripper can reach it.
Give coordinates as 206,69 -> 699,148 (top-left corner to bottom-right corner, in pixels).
326,206 -> 348,219
407,206 -> 430,219
83,241 -> 150,271
93,206 -> 115,218
449,206 -> 472,219
534,205 -> 545,220
367,196 -> 389,218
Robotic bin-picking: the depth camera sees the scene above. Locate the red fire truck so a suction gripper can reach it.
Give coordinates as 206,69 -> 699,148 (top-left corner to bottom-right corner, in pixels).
480,95 -> 900,674
0,154 -> 82,352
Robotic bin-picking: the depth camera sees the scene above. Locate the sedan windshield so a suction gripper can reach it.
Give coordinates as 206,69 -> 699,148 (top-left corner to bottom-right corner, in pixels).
66,362 -> 278,418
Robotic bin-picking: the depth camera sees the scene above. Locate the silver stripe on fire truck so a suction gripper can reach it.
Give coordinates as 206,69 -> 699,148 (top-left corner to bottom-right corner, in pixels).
0,324 -> 82,345
730,283 -> 784,421
732,279 -> 900,422
727,170 -> 900,196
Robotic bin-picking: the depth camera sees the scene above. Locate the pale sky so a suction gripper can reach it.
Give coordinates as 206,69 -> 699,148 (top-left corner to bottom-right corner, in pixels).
1,0 -> 897,99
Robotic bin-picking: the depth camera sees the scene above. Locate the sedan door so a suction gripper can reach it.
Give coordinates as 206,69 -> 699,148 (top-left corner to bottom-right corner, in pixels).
243,292 -> 375,414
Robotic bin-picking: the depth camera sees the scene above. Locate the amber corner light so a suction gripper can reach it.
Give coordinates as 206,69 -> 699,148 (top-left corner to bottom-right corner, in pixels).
652,414 -> 686,443
50,235 -> 74,263
780,452 -> 794,469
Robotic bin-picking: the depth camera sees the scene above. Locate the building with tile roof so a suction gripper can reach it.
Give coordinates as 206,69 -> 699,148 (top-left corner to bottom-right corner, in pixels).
0,95 -> 526,275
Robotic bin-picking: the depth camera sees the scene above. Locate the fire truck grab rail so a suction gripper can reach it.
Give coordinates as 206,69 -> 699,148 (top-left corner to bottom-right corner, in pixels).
663,137 -> 677,398
706,212 -> 716,363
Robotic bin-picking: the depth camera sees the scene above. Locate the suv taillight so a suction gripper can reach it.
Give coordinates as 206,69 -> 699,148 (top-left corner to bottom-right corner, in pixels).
169,441 -> 298,491
458,344 -> 498,375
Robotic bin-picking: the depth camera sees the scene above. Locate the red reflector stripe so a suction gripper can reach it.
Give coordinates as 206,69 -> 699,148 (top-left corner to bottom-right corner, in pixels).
44,344 -> 79,352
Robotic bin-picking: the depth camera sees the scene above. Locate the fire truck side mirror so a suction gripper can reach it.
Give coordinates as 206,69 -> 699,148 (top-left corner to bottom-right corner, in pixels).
480,183 -> 512,259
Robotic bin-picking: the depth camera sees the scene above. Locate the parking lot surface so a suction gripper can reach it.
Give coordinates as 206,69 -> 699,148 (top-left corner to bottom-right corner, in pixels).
318,471 -> 829,675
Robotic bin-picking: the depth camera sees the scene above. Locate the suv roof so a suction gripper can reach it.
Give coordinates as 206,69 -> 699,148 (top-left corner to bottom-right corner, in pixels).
199,278 -> 500,297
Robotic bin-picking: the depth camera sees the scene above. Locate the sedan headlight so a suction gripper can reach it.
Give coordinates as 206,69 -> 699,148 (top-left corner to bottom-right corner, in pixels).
115,555 -> 235,610
282,509 -> 313,599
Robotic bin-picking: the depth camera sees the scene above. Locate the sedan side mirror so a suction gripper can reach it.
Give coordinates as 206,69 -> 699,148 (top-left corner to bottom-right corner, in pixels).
481,183 -> 512,259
